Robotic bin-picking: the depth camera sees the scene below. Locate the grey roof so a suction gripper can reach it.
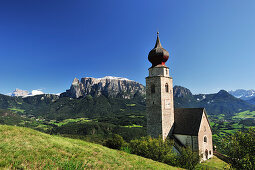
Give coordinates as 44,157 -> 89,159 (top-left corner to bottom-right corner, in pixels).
173,108 -> 205,136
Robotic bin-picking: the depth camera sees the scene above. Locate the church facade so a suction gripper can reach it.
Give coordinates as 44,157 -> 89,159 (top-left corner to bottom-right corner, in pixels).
146,33 -> 213,161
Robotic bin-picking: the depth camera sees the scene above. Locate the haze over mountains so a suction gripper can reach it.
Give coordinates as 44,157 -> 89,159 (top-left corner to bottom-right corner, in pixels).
247,97 -> 255,105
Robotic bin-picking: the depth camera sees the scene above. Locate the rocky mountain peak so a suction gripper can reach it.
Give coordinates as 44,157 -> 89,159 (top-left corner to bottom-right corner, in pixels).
61,76 -> 145,99
98,76 -> 131,81
173,86 -> 193,98
228,89 -> 255,100
72,78 -> 80,85
11,89 -> 29,97
214,90 -> 234,99
11,89 -> 44,97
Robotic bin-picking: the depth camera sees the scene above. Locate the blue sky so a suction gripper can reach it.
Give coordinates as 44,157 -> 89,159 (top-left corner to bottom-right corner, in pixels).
0,0 -> 254,95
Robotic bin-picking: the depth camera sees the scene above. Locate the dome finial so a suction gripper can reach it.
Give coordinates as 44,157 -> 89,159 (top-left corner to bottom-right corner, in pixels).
148,33 -> 169,67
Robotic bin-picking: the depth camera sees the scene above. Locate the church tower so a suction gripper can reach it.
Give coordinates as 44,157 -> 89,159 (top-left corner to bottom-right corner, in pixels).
146,32 -> 174,140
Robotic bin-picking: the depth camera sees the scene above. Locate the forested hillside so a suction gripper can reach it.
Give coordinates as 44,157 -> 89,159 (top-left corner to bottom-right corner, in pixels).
1,85 -> 255,146
1,86 -> 254,121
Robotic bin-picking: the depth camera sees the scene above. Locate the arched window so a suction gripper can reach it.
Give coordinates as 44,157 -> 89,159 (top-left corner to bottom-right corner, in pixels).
205,149 -> 208,159
204,136 -> 207,143
151,84 -> 155,94
165,83 -> 169,92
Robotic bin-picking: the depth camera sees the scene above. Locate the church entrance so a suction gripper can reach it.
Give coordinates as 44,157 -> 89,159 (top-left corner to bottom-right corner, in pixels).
205,149 -> 208,159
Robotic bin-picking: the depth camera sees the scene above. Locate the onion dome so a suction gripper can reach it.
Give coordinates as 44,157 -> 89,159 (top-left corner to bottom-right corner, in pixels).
148,32 -> 169,67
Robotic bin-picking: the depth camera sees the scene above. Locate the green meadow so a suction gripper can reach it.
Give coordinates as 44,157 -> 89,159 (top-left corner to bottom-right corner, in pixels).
0,125 -> 179,169
233,110 -> 255,119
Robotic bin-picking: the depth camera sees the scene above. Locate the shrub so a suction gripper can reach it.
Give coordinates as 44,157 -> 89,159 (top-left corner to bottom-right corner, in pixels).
129,136 -> 200,169
163,151 -> 178,167
130,136 -> 175,161
104,134 -> 124,150
176,147 -> 200,170
121,145 -> 131,154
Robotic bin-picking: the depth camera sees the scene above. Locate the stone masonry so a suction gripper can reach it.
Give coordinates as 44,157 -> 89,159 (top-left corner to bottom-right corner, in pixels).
146,65 -> 174,140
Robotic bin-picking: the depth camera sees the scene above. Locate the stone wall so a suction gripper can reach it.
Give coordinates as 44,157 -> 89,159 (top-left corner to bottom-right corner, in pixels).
198,111 -> 213,161
146,66 -> 174,140
160,76 -> 174,139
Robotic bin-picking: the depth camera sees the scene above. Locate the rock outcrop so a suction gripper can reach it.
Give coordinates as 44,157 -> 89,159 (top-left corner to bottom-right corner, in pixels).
11,89 -> 29,97
11,89 -> 44,97
173,86 -> 193,98
61,76 -> 145,99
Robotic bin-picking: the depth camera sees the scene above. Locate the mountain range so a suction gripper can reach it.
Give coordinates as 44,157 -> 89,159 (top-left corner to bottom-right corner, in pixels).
247,97 -> 255,105
61,76 -> 145,99
228,89 -> 255,101
174,87 -> 254,117
1,76 -> 254,120
61,77 -> 255,114
11,89 -> 44,97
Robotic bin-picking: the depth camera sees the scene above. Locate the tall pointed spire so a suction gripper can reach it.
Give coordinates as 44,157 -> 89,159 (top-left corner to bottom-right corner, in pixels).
148,32 -> 169,67
154,32 -> 162,48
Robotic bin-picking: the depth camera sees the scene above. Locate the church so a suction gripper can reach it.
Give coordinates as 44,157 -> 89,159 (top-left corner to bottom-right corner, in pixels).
146,33 -> 213,161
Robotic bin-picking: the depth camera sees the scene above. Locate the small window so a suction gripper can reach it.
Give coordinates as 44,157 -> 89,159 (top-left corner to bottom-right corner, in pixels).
201,154 -> 204,158
151,84 -> 155,94
209,151 -> 212,155
204,136 -> 207,143
166,69 -> 168,75
165,83 -> 169,92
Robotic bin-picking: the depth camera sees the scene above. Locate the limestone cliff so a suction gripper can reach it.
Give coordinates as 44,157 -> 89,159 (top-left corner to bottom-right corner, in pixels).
61,76 -> 145,99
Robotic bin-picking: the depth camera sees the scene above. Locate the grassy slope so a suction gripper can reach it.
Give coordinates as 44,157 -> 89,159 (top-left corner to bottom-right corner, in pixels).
0,125 -> 179,169
196,156 -> 228,169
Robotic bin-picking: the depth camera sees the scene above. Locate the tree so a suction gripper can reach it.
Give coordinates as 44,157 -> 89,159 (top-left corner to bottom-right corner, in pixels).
220,128 -> 255,169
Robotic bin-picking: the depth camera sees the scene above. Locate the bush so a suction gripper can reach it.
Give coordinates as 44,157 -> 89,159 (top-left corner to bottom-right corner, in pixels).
176,147 -> 200,170
130,136 -> 175,161
163,151 -> 178,167
129,136 -> 200,169
104,134 -> 124,150
121,145 -> 131,154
